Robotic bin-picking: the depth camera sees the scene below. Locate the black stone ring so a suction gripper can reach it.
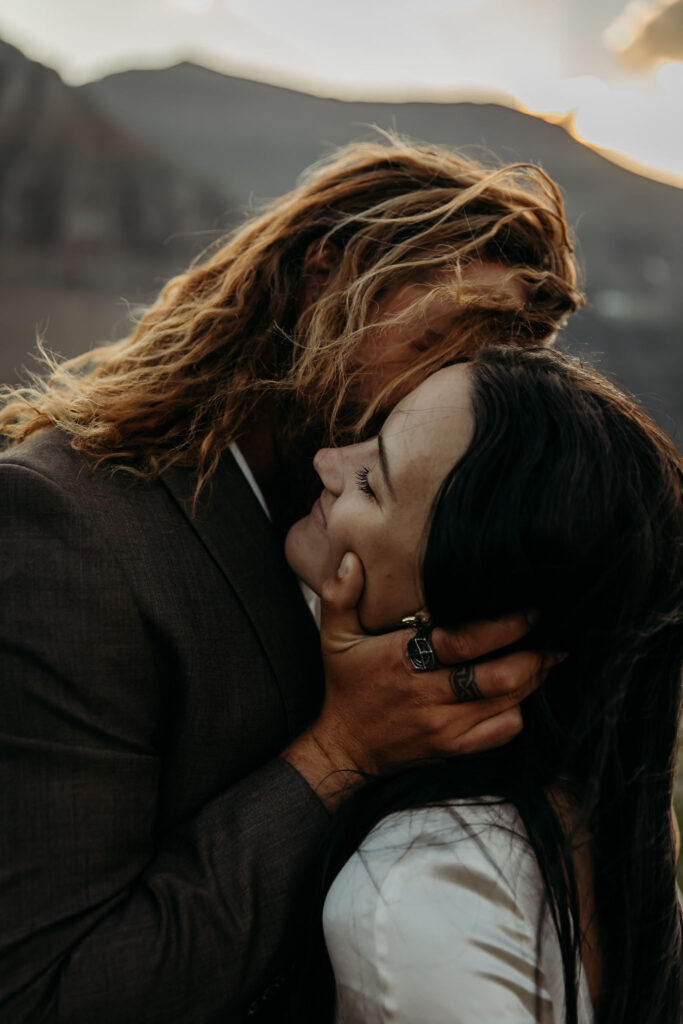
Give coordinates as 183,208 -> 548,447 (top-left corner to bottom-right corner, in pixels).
402,614 -> 437,673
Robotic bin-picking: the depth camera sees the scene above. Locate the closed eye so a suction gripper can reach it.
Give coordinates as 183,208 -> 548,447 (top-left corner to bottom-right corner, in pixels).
356,465 -> 376,500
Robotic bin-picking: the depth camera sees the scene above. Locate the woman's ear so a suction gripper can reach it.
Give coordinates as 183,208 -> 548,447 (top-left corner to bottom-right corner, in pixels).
300,240 -> 339,309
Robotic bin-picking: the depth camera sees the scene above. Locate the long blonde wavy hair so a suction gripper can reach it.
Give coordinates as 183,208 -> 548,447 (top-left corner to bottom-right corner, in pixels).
1,134 -> 582,492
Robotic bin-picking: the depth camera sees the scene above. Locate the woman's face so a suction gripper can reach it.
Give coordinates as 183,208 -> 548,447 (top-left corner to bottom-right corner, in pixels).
285,363 -> 474,632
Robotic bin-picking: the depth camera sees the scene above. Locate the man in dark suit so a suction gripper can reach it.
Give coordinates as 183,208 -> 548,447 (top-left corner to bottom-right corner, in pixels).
0,140 -> 581,1021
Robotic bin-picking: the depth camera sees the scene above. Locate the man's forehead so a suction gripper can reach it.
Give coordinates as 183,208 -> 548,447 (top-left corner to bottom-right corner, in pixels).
460,260 -> 526,301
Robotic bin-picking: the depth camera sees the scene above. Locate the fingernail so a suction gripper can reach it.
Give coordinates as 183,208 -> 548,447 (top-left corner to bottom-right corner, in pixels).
525,608 -> 541,627
338,553 -> 352,578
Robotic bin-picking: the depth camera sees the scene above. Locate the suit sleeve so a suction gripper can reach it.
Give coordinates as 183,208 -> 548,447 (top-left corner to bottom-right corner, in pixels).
0,460 -> 328,1023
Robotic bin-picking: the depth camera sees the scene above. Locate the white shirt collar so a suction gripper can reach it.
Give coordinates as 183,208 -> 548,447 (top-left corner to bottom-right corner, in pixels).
229,441 -> 270,520
229,441 -> 321,627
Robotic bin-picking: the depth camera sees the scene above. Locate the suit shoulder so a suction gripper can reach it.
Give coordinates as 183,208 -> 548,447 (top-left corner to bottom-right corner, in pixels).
1,428 -> 107,488
0,428 -> 171,520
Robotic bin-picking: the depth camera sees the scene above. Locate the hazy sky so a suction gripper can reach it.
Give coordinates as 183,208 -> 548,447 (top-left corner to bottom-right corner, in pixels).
1,0 -> 681,184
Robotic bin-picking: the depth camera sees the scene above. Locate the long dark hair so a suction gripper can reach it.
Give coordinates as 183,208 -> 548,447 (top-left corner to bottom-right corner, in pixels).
290,345 -> 683,1024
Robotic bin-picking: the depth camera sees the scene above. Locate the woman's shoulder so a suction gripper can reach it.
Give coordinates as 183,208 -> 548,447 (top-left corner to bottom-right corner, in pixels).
364,799 -> 532,853
324,801 -> 593,1023
329,801 -> 542,924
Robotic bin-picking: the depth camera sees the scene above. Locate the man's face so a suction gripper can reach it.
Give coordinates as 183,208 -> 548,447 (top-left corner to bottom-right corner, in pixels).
351,261 -> 524,406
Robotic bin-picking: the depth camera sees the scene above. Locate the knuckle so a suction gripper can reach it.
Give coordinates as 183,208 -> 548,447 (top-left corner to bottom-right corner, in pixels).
519,653 -> 544,689
320,578 -> 337,604
422,708 -> 447,741
505,685 -> 526,706
488,660 -> 516,692
505,706 -> 524,730
534,653 -> 551,680
401,641 -> 413,670
464,698 -> 500,725
411,687 -> 433,710
500,613 -> 531,642
444,630 -> 473,663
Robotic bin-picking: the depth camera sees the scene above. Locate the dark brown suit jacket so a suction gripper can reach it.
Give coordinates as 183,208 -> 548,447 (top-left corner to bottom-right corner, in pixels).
0,429 -> 326,1022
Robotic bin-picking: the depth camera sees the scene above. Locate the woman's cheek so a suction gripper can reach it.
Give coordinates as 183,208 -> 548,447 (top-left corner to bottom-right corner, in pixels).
324,516 -> 357,577
357,564 -> 404,632
328,502 -> 371,555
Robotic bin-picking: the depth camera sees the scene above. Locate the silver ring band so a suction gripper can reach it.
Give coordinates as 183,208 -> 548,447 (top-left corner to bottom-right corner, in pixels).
402,613 -> 436,672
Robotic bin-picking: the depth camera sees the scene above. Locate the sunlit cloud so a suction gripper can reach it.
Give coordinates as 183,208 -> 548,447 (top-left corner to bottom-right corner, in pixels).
0,0 -> 680,186
507,66 -> 683,185
605,0 -> 683,69
605,1 -> 663,56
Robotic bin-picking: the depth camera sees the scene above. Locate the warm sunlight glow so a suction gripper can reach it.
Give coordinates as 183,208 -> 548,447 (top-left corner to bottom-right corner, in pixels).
509,68 -> 683,186
604,1 -> 658,54
657,58 -> 683,88
0,0 -> 681,187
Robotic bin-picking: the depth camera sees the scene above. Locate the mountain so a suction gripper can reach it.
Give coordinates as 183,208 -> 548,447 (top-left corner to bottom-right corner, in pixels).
0,41 -> 228,384
82,62 -> 683,439
0,41 -> 227,278
0,42 -> 680,440
82,60 -> 677,229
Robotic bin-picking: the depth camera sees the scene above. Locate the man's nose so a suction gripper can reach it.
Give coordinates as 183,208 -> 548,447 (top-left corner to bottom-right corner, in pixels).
313,447 -> 343,494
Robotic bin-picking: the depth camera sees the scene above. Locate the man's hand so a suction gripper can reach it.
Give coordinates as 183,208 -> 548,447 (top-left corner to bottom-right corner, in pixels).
283,552 -> 561,809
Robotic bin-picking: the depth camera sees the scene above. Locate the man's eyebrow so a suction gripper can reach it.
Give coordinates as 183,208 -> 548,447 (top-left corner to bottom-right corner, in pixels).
377,433 -> 395,499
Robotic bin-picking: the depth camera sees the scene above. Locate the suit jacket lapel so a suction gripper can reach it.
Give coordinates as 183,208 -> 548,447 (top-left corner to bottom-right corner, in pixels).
161,453 -> 323,734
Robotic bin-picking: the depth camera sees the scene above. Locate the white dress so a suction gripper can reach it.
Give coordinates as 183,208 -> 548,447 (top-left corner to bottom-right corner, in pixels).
323,801 -> 594,1023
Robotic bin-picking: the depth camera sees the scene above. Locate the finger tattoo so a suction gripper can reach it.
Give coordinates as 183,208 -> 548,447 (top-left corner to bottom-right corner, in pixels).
449,664 -> 483,702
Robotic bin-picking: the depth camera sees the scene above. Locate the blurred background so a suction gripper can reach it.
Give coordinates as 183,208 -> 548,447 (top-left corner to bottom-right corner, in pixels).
0,0 -> 681,861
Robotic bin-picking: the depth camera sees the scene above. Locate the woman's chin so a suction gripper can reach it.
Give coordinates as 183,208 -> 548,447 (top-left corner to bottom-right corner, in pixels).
284,516 -> 325,594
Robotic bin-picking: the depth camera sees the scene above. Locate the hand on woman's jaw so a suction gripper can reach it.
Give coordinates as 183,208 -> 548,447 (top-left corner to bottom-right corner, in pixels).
282,548 -> 550,809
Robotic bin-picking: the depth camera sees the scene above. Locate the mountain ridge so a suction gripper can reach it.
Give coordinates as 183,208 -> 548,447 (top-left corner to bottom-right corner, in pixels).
0,39 -> 227,270
82,59 -> 683,218
0,40 -> 680,438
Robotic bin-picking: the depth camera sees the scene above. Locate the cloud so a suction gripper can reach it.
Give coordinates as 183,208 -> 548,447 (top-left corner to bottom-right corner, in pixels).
605,0 -> 683,69
0,0 -> 681,182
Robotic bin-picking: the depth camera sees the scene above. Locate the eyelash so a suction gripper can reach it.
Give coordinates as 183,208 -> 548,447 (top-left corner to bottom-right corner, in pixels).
356,465 -> 376,499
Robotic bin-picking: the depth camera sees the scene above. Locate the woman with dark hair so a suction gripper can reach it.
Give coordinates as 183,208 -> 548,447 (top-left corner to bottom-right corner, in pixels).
285,345 -> 683,1023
